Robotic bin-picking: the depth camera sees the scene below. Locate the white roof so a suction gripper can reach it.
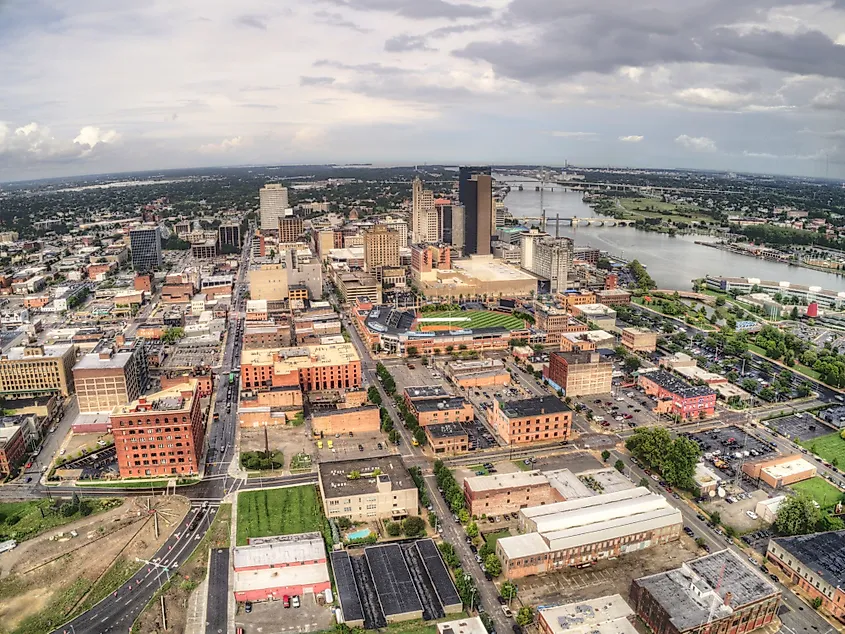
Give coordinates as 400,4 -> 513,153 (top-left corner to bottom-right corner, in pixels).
520,487 -> 651,521
497,532 -> 550,559
762,458 -> 816,480
543,507 -> 682,552
234,562 -> 329,593
539,594 -> 637,634
533,494 -> 673,535
757,495 -> 786,510
694,463 -> 722,486
436,617 -> 489,634
465,470 -> 549,493
544,469 -> 594,500
233,533 -> 325,569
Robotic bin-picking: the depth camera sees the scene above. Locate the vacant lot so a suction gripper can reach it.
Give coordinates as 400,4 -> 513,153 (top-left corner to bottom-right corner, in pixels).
416,310 -> 524,332
236,485 -> 322,546
800,432 -> 845,466
791,477 -> 845,510
240,425 -> 314,475
0,498 -> 119,543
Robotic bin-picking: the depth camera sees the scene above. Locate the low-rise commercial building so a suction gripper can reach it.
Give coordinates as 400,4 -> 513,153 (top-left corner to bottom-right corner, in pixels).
425,423 -> 469,454
755,496 -> 785,523
410,397 -> 473,427
630,549 -> 780,634
534,303 -> 589,345
766,530 -> 845,620
0,424 -> 26,475
498,488 -> 681,578
403,385 -> 450,409
445,358 -> 511,388
637,370 -> 716,420
243,323 -> 292,349
311,406 -> 380,436
594,289 -> 632,306
621,327 -> 658,353
741,455 -> 816,488
464,470 -> 562,517
570,303 -> 617,330
490,395 -> 572,446
111,381 -> 205,478
546,351 -> 612,397
538,594 -> 638,634
436,616 -> 488,634
233,532 -> 330,603
318,456 -> 418,522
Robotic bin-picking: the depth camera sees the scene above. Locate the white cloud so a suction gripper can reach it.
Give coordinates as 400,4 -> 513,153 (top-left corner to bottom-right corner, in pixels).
550,131 -> 598,138
675,134 -> 718,153
74,126 -> 120,149
618,135 -> 644,143
198,136 -> 245,153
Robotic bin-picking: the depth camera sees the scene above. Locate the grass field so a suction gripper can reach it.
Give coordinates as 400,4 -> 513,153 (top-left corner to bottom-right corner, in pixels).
617,197 -> 713,223
0,498 -> 120,543
417,310 -> 524,332
799,432 -> 845,466
236,485 -> 322,546
484,529 -> 511,549
791,477 -> 845,509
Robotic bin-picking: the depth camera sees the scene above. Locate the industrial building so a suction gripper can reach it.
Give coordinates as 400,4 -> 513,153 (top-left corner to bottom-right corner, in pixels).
490,395 -> 573,446
463,470 -> 562,517
637,370 -> 716,420
629,549 -> 780,634
621,327 -> 658,353
498,488 -> 682,578
233,532 -> 330,602
445,358 -> 511,388
310,405 -> 380,436
741,455 -> 817,488
0,344 -> 77,398
73,344 -> 149,413
538,594 -> 638,634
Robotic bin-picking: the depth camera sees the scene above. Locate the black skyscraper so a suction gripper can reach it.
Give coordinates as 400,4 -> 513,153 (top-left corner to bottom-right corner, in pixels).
459,166 -> 492,256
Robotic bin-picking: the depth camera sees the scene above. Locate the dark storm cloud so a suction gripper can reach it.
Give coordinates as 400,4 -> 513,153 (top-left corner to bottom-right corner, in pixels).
320,0 -> 492,19
455,0 -> 845,82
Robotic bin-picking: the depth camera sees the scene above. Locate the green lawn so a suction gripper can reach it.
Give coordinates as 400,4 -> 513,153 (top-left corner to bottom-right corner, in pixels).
236,485 -> 322,546
799,432 -> 845,466
417,310 -> 524,332
0,498 -> 121,543
484,529 -> 512,549
791,477 -> 845,510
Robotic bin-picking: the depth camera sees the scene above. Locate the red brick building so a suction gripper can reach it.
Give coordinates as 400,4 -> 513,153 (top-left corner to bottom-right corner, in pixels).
0,425 -> 26,475
637,370 -> 716,420
111,381 -> 205,478
490,396 -> 573,446
240,344 -> 361,393
463,470 -> 561,517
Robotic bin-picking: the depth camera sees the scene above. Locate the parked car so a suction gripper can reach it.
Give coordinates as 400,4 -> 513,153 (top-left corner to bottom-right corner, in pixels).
501,606 -> 513,618
283,595 -> 291,608
245,601 -> 253,613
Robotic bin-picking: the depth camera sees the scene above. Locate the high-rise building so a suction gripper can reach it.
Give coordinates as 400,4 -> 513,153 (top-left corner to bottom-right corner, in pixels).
411,177 -> 438,243
363,225 -> 400,274
73,344 -> 149,413
450,203 -> 465,251
260,184 -> 289,232
278,216 -> 304,244
533,237 -> 574,293
218,223 -> 241,249
459,167 -> 493,255
129,225 -> 162,272
380,217 -> 408,247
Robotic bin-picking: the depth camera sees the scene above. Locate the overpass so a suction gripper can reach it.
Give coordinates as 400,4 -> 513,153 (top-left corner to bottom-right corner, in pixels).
519,215 -> 635,227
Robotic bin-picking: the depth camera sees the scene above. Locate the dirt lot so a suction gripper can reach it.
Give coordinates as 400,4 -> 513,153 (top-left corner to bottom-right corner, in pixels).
0,495 -> 189,633
514,535 -> 703,608
239,424 -> 314,473
699,489 -> 769,533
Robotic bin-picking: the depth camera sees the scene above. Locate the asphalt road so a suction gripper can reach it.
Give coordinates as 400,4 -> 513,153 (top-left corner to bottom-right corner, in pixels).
206,548 -> 231,634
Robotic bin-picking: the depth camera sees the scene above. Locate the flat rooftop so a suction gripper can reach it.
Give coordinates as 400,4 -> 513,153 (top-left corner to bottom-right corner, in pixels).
499,395 -> 572,419
365,544 -> 423,617
545,469 -> 594,500
413,397 -> 469,413
74,350 -> 135,371
641,370 -> 716,399
465,470 -> 550,493
772,530 -> 845,589
437,617 -> 488,634
521,487 -> 652,521
234,532 -> 324,569
762,457 -> 816,480
538,594 -> 637,634
111,381 -> 196,416
4,344 -> 74,361
453,256 -> 538,282
319,456 -> 414,500
241,343 -> 360,369
634,549 -> 779,632
426,422 -> 468,439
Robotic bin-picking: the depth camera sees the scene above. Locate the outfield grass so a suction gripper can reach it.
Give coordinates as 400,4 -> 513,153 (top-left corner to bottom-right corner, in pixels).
236,485 -> 322,546
799,432 -> 845,466
791,477 -> 845,510
417,310 -> 524,332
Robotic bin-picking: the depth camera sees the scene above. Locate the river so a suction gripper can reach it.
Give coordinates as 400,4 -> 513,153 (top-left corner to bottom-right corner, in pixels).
495,173 -> 845,292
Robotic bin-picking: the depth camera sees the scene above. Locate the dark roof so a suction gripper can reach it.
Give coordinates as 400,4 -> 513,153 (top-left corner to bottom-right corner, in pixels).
642,370 -> 716,399
500,395 -> 572,419
412,397 -> 470,413
330,551 -> 364,623
773,530 -> 845,589
414,539 -> 462,609
364,544 -> 423,617
405,385 -> 450,400
319,457 -> 414,499
425,423 -> 468,439
553,351 -> 603,365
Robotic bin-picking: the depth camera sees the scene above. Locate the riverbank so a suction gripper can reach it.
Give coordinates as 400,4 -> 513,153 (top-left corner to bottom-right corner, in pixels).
696,241 -> 845,278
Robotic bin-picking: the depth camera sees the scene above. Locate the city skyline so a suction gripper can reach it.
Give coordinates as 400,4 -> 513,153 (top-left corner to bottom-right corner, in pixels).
2,0 -> 845,181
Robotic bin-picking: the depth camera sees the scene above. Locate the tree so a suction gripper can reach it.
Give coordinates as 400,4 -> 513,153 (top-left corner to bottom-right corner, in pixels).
501,581 -> 518,602
414,427 -> 427,446
638,477 -> 650,489
161,327 -> 185,344
614,459 -> 625,473
402,515 -> 427,537
458,509 -> 470,524
710,511 -> 721,525
484,553 -> 502,577
367,386 -> 382,406
466,521 -> 479,538
775,495 -> 822,536
407,346 -> 419,357
336,516 -> 353,530
601,450 -> 611,462
386,522 -> 402,537
695,537 -> 705,548
790,306 -> 800,320
516,606 -> 534,627
388,429 -> 399,444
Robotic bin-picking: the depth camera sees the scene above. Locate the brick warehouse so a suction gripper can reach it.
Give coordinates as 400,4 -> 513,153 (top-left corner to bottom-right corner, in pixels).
463,470 -> 562,517
637,370 -> 716,420
490,395 -> 572,446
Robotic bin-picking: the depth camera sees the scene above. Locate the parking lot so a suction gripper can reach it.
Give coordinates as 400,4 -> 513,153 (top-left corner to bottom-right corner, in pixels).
529,451 -> 604,473
235,591 -> 334,633
689,425 -> 778,481
766,413 -> 833,442
314,431 -> 391,462
578,387 -> 660,433
700,488 -> 769,533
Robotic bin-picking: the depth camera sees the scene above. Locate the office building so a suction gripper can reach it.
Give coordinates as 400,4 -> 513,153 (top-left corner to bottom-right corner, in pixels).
767,530 -> 845,620
621,327 -> 658,353
445,358 -> 510,389
459,167 -> 493,256
381,217 -> 408,247
411,177 -> 438,243
409,396 -> 473,427
218,223 -> 241,249
318,456 -> 418,522
411,244 -> 452,281
335,271 -> 382,304
595,289 -> 632,306
240,343 -> 361,393
571,303 -> 617,330
129,225 -> 162,272
520,229 -> 545,272
191,239 -> 217,259
234,532 -> 330,603
425,423 -> 469,454
0,344 -> 77,398
439,202 -> 464,249
278,216 -> 304,244
497,488 -> 682,578
463,470 -> 561,517
533,237 -> 574,293
546,351 -> 612,397
260,184 -> 289,232
637,371 -> 717,420
538,595 -> 639,634
363,225 -> 400,274
111,381 -> 205,478
630,550 -> 780,634
490,395 -> 572,446
73,345 -> 149,413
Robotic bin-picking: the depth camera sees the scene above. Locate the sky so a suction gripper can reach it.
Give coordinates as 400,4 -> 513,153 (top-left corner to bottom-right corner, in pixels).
2,0 -> 845,181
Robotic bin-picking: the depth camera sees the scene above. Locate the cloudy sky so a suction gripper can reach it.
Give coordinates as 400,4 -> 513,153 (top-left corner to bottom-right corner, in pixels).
2,0 -> 845,181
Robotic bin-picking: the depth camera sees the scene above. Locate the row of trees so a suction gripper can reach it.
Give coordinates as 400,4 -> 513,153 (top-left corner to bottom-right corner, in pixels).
625,427 -> 701,490
433,460 -> 466,514
393,389 -> 428,447
628,259 -> 656,290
